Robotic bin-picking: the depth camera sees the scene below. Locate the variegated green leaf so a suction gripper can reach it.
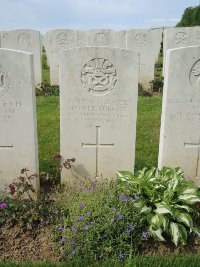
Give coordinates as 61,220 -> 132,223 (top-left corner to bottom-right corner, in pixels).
174,204 -> 191,212
140,205 -> 152,214
192,227 -> 200,237
178,224 -> 188,245
177,213 -> 193,228
150,228 -> 165,241
155,203 -> 172,215
170,222 -> 180,246
181,188 -> 198,195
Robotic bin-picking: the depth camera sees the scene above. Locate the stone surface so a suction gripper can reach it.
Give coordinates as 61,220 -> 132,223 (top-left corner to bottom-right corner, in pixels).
152,28 -> 163,62
163,26 -> 200,74
43,29 -> 77,85
0,29 -> 42,86
77,29 -> 126,48
158,46 -> 200,185
60,47 -> 139,182
126,29 -> 162,88
0,49 -> 39,194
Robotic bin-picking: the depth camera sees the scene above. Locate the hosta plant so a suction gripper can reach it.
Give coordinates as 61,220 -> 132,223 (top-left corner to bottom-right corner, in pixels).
117,167 -> 200,246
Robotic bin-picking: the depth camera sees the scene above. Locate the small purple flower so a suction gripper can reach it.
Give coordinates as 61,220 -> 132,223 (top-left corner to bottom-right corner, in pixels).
111,217 -> 115,222
118,214 -> 124,220
44,220 -> 49,225
142,231 -> 149,238
71,226 -> 77,232
80,202 -> 85,207
0,202 -> 8,209
130,225 -> 135,230
71,250 -> 76,255
85,188 -> 94,193
118,252 -> 124,260
77,245 -> 81,250
54,210 -> 59,215
119,193 -> 128,202
57,226 -> 65,231
125,228 -> 131,234
77,216 -> 83,221
86,212 -> 91,217
61,236 -> 67,244
84,225 -> 89,231
70,240 -> 76,245
91,179 -> 97,184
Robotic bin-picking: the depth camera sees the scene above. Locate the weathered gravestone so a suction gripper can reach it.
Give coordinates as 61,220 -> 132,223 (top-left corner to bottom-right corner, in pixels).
0,49 -> 39,195
126,29 -> 162,88
152,28 -> 163,62
158,46 -> 200,185
163,26 -> 200,74
77,29 -> 126,48
43,29 -> 77,85
0,29 -> 42,86
60,47 -> 139,182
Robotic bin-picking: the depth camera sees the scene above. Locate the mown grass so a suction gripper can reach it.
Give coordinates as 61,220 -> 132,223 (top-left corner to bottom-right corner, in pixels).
2,254 -> 200,267
36,96 -> 162,177
36,96 -> 60,178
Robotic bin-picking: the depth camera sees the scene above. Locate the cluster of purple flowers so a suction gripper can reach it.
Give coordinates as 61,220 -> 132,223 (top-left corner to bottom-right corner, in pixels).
0,202 -> 8,209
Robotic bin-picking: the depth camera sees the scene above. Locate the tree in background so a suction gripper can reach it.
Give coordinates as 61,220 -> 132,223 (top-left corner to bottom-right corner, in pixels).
176,4 -> 200,27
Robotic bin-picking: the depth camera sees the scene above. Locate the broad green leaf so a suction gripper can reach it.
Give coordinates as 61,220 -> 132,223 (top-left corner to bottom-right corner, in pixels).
178,194 -> 200,204
117,171 -> 134,180
150,228 -> 165,241
150,214 -> 164,229
174,204 -> 192,213
162,216 -> 169,231
140,205 -> 152,214
156,207 -> 171,215
172,179 -> 179,191
177,213 -> 193,228
178,224 -> 188,245
170,222 -> 180,246
192,227 -> 200,237
181,188 -> 198,195
155,203 -> 172,215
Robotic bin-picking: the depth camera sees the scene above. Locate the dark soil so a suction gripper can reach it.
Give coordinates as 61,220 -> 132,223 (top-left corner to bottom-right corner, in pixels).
0,220 -> 60,262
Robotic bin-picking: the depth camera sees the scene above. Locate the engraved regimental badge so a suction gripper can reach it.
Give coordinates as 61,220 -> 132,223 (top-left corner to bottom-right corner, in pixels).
190,60 -> 200,90
0,65 -> 10,98
81,58 -> 117,96
18,33 -> 31,47
56,32 -> 69,48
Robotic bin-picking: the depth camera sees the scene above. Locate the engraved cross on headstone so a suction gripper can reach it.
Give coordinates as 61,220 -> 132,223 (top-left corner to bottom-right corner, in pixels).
184,138 -> 200,178
0,145 -> 13,149
82,126 -> 114,178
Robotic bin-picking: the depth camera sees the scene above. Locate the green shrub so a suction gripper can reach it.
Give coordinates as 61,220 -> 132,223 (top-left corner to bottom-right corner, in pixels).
36,82 -> 59,97
117,167 -> 200,246
0,169 -> 54,226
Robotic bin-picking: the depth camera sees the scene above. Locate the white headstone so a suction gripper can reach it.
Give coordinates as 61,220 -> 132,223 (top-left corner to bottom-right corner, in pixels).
158,46 -> 200,185
0,29 -> 42,86
0,49 -> 39,195
60,47 -> 139,183
152,28 -> 163,62
77,29 -> 126,48
163,26 -> 200,74
44,29 -> 77,85
127,29 -> 161,88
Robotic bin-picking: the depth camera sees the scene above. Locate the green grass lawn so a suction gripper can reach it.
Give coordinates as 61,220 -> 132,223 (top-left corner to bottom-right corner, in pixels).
36,96 -> 162,177
2,254 -> 200,267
